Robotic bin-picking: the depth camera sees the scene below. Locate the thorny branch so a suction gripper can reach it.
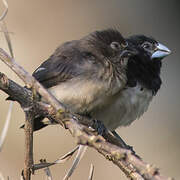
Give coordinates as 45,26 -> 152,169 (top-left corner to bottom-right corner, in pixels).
0,48 -> 174,180
0,0 -> 35,178
23,110 -> 34,180
88,164 -> 94,180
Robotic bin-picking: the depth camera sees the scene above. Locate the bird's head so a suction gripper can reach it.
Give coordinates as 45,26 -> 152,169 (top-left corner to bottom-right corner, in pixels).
84,30 -> 171,95
126,35 -> 171,60
125,35 -> 171,95
87,29 -> 129,58
85,29 -> 139,66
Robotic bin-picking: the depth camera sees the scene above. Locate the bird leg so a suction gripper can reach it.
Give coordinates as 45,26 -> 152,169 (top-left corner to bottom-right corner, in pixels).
91,119 -> 108,135
111,130 -> 137,156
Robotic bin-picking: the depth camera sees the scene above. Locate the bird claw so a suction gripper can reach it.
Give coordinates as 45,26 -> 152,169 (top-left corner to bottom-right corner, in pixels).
125,145 -> 135,154
92,119 -> 108,135
111,130 -> 140,158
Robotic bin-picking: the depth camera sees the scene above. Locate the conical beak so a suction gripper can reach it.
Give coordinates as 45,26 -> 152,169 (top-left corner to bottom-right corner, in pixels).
151,43 -> 171,59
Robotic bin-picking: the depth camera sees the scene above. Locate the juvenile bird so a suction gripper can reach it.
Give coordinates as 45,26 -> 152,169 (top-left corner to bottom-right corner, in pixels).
21,29 -> 171,131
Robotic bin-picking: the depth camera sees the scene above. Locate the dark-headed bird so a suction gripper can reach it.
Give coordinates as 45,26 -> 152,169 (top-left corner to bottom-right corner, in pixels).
19,29 -> 171,132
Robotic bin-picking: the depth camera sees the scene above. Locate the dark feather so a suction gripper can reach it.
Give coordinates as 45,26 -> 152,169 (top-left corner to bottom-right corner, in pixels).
33,42 -> 104,88
6,96 -> 15,101
127,48 -> 162,95
94,29 -> 126,46
88,29 -> 127,58
20,116 -> 48,131
127,35 -> 157,45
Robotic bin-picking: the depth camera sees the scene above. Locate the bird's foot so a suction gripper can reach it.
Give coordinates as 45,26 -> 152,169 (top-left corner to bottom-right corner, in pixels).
92,119 -> 108,136
111,130 -> 140,158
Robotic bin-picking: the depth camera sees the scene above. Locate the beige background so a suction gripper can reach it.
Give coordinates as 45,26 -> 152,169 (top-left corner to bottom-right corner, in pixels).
0,0 -> 179,179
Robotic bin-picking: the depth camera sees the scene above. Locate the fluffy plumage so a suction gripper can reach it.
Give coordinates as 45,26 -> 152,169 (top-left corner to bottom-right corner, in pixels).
20,29 -> 171,131
126,47 -> 162,95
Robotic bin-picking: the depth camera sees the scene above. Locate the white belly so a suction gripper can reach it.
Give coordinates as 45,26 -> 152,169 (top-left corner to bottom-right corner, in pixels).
48,79 -> 153,131
91,84 -> 153,130
48,77 -> 125,114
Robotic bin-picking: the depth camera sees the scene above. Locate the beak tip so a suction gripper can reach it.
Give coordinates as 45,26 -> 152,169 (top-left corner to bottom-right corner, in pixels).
164,45 -> 171,55
151,43 -> 171,59
167,49 -> 172,55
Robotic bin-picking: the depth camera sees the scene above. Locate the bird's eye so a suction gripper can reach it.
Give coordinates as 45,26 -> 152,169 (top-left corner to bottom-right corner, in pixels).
142,42 -> 152,50
110,42 -> 121,50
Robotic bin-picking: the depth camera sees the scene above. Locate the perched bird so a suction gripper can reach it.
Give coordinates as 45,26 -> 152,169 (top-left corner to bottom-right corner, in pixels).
20,29 -> 171,131
91,34 -> 171,130
17,29 -> 171,178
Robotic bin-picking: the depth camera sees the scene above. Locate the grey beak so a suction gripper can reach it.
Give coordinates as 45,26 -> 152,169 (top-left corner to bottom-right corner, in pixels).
151,43 -> 171,59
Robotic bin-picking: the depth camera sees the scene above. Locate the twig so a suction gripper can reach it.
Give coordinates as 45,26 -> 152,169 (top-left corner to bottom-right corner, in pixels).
0,0 -> 8,21
0,2 -> 14,153
0,101 -> 12,151
63,145 -> 88,180
40,160 -> 53,180
0,30 -> 13,34
0,49 -> 174,180
0,21 -> 14,58
0,5 -> 33,179
0,4 -> 15,179
44,167 -> 53,180
23,110 -> 34,180
0,72 -> 136,178
33,146 -> 79,171
0,48 -> 67,125
88,164 -> 94,180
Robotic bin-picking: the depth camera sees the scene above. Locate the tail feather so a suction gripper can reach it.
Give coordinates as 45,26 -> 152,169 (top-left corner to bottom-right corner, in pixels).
6,96 -> 15,101
20,116 -> 49,131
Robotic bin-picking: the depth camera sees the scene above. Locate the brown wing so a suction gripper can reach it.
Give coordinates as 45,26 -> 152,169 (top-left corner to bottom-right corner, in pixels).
32,42 -> 103,88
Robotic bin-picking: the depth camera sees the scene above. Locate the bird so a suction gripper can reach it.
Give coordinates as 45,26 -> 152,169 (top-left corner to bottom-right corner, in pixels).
16,29 -> 171,179
18,29 -> 171,132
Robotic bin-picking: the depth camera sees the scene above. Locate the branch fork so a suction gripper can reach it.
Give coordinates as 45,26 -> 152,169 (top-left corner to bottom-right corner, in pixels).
0,48 -> 173,180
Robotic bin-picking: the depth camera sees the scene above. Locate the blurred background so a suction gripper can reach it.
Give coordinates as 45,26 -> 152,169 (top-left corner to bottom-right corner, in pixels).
0,0 -> 179,179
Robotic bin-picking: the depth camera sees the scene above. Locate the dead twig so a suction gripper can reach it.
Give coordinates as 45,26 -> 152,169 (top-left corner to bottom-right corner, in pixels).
40,160 -> 53,180
0,0 -> 8,22
88,164 -> 94,180
0,2 -> 15,179
63,145 -> 88,180
33,146 -> 79,171
23,110 -> 34,180
0,101 -> 12,151
0,49 -> 174,180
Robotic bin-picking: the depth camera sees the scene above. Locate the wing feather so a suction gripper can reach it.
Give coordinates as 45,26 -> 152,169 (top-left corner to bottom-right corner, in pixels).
32,44 -> 98,88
